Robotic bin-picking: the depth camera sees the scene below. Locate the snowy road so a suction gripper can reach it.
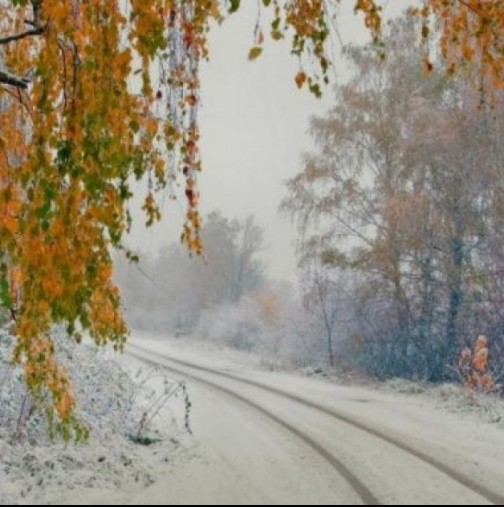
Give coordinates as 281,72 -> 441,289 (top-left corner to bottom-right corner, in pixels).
126,338 -> 504,506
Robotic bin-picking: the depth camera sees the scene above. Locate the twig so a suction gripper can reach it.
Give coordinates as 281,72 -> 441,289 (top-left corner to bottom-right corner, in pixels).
0,70 -> 29,90
0,27 -> 44,46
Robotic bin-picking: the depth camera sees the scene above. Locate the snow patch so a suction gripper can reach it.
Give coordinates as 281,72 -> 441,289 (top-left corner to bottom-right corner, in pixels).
0,329 -> 191,505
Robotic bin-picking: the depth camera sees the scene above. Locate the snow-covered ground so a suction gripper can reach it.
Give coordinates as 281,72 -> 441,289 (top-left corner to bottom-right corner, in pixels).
131,331 -> 504,431
0,332 -> 192,506
2,330 -> 504,505
0,427 -> 179,505
124,332 -> 504,505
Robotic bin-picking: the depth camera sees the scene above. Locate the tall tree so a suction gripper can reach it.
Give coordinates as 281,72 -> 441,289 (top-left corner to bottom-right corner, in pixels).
230,217 -> 264,304
283,19 -> 504,380
302,262 -> 339,367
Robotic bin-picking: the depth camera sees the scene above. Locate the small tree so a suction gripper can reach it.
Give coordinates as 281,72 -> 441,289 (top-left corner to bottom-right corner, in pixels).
459,336 -> 500,395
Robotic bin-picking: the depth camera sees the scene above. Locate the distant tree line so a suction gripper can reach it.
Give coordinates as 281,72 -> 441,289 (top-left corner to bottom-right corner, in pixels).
116,212 -> 265,334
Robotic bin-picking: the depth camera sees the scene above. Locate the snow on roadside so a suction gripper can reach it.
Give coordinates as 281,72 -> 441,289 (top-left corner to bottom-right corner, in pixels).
381,378 -> 504,428
130,331 -> 292,373
133,331 -> 504,431
0,426 -> 163,505
131,333 -> 504,453
0,328 -> 191,506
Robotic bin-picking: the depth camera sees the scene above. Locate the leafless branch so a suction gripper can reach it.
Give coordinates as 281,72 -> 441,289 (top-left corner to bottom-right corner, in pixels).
0,0 -> 44,88
0,70 -> 29,89
0,26 -> 43,46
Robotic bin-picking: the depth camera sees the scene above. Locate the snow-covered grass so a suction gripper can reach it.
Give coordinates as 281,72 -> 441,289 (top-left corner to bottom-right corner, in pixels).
193,297 -> 328,369
133,331 -> 504,436
167,303 -> 504,433
381,378 -> 504,428
0,425 -> 162,505
0,328 -> 191,505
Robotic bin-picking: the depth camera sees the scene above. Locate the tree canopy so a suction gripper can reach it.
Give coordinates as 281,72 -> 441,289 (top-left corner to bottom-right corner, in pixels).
0,0 -> 503,438
283,18 -> 504,380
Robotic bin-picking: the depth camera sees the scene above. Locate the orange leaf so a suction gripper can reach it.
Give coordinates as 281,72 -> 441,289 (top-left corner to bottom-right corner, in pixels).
295,71 -> 307,89
3,215 -> 18,235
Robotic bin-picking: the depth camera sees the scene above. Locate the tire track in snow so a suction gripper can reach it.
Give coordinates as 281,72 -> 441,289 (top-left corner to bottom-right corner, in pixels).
128,343 -> 504,506
128,346 -> 379,505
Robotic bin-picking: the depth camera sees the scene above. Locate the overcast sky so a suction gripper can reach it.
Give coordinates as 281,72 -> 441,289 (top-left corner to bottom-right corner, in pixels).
128,1 -> 413,284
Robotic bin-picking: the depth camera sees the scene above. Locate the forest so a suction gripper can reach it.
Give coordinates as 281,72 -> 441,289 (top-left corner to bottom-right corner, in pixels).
115,19 -> 504,391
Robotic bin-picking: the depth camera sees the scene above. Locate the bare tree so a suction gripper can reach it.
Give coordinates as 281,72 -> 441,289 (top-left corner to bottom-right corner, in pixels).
230,216 -> 265,303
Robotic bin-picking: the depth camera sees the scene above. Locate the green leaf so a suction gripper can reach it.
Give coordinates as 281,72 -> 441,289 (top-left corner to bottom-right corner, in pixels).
248,47 -> 263,61
229,0 -> 240,14
0,278 -> 13,309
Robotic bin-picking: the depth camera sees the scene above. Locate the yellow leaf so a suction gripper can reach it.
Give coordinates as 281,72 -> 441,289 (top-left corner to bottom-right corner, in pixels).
3,215 -> 18,235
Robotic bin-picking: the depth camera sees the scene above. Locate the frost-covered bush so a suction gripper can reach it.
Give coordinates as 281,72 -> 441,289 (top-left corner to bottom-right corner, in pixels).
277,305 -> 328,367
0,327 -> 187,443
193,297 -> 328,368
0,328 -> 28,436
196,299 -> 264,352
0,329 -> 139,442
0,327 -> 191,506
64,343 -> 138,440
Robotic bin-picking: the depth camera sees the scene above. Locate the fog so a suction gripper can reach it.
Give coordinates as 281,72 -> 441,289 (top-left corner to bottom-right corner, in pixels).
125,1 -> 391,283
116,0 -> 504,385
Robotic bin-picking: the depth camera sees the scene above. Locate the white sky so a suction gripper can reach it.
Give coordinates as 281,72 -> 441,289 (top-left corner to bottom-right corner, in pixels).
128,1 -> 414,284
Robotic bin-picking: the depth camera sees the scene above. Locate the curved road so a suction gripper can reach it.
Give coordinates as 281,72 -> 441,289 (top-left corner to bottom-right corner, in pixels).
127,342 -> 504,506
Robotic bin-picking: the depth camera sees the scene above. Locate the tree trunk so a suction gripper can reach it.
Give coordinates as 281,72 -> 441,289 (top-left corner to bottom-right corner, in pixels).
315,274 -> 335,368
443,235 -> 464,377
323,316 -> 335,368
